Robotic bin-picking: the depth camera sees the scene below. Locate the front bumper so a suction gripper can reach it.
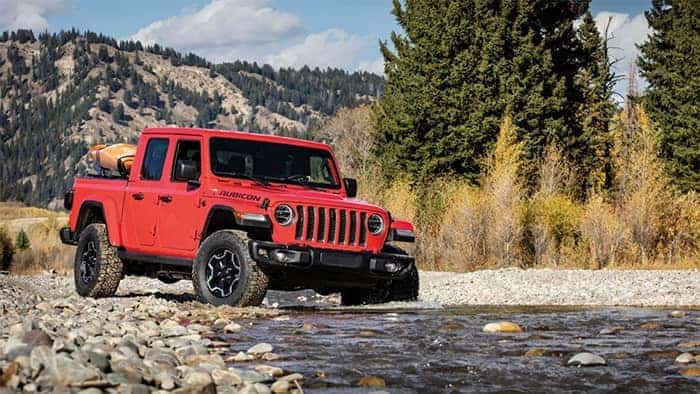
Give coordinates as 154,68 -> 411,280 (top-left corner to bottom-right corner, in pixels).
249,240 -> 415,281
59,227 -> 77,245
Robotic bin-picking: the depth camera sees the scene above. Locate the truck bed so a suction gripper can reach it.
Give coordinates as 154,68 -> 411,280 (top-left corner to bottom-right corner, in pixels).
68,176 -> 128,245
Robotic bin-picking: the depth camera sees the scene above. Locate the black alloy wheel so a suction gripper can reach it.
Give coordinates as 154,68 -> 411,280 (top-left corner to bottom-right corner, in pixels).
205,248 -> 242,298
78,241 -> 98,285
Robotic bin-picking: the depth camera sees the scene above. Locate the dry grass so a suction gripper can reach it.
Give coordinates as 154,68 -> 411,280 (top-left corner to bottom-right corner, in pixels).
0,202 -> 60,220
0,203 -> 73,274
354,110 -> 700,271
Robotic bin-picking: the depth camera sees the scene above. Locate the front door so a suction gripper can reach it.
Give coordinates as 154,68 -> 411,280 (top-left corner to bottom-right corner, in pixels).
124,137 -> 170,247
157,138 -> 204,252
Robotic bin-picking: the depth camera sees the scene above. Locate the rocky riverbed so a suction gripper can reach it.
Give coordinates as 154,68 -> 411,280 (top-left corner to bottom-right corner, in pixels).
0,275 -> 301,393
1,270 -> 699,393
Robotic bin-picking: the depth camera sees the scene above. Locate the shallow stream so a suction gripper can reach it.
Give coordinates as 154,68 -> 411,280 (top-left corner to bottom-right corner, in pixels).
222,292 -> 699,393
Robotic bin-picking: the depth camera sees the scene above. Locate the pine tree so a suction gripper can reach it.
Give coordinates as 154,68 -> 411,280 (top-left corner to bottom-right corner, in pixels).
504,0 -> 590,191
373,0 -> 510,183
576,11 -> 617,191
374,0 -> 591,187
0,226 -> 14,270
15,229 -> 30,250
112,103 -> 125,123
638,0 -> 700,191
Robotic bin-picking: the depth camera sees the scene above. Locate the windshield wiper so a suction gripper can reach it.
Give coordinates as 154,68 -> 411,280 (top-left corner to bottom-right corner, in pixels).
278,175 -> 324,191
217,171 -> 271,186
282,174 -> 309,183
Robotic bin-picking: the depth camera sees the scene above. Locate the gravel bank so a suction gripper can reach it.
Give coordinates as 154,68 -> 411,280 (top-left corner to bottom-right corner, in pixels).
419,268 -> 700,307
0,274 -> 299,393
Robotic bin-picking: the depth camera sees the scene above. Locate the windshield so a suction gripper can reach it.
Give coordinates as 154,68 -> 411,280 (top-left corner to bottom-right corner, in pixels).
210,137 -> 340,189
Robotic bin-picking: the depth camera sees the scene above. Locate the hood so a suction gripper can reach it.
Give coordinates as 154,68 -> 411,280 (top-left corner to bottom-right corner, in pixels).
204,180 -> 387,214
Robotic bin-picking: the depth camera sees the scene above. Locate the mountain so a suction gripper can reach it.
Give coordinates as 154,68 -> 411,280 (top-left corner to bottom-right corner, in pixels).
0,29 -> 384,207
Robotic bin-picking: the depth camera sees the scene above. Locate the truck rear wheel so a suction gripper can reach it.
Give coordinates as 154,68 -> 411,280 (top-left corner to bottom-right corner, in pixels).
74,223 -> 123,297
388,264 -> 419,302
192,230 -> 268,306
340,245 -> 419,305
340,286 -> 390,306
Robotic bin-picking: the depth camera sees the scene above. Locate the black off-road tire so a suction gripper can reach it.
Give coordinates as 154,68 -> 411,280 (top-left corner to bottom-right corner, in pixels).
157,276 -> 181,284
384,244 -> 419,302
388,264 -> 419,302
340,286 -> 390,306
340,244 -> 419,305
192,230 -> 268,306
74,223 -> 123,297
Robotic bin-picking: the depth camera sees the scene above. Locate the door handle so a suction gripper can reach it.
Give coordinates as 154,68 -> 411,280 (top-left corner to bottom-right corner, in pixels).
159,195 -> 173,203
132,192 -> 144,201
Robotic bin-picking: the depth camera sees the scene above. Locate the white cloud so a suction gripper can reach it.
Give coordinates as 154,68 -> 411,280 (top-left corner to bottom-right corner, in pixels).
129,0 -> 377,73
131,0 -> 303,51
358,57 -> 385,75
265,29 -> 370,70
0,0 -> 68,32
593,11 -> 652,97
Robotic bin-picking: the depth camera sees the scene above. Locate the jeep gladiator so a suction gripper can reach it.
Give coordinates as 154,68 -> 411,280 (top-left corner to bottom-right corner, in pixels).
60,127 -> 418,306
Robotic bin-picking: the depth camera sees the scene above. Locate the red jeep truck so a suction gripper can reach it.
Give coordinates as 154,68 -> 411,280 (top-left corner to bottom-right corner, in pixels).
60,127 -> 418,306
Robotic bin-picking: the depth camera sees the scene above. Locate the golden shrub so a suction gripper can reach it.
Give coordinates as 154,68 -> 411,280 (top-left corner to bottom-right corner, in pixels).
580,194 -> 627,268
525,193 -> 583,266
482,116 -> 525,266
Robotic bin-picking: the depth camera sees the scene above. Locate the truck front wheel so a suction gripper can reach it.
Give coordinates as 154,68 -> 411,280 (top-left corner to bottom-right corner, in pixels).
74,223 -> 123,297
192,230 -> 269,306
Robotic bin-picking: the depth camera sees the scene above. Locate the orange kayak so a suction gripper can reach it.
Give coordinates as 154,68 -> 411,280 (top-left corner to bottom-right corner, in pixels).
88,143 -> 136,175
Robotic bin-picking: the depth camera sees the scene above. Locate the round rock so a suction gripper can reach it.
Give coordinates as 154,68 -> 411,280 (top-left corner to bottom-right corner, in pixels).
247,343 -> 274,355
482,322 -> 522,333
567,352 -> 606,367
357,376 -> 386,387
675,352 -> 695,364
669,310 -> 686,318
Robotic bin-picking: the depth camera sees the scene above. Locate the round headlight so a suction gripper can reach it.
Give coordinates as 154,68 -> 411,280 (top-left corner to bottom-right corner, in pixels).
274,204 -> 294,226
367,214 -> 384,235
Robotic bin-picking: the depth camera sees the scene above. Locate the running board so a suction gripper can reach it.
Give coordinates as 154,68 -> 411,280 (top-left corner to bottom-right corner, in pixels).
117,251 -> 193,267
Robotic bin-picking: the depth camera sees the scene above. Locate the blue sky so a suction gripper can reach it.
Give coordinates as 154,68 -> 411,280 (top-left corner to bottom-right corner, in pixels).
2,1 -> 652,94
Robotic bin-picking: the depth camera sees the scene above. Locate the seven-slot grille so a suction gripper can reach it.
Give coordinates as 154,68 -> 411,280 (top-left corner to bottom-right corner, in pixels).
294,205 -> 372,247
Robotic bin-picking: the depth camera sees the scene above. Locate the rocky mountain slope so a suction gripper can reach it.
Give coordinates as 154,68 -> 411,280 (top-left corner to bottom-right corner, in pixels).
0,29 -> 384,207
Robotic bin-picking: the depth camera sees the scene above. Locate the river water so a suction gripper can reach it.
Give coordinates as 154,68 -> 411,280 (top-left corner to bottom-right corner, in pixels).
219,292 -> 699,393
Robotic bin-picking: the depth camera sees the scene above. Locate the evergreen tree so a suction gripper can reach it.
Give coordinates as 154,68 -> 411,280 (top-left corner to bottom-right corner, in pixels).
638,0 -> 700,191
0,226 -> 14,271
503,0 -> 590,191
374,0 -> 591,187
15,229 -> 30,250
373,0 -> 509,183
112,103 -> 125,123
576,11 -> 617,191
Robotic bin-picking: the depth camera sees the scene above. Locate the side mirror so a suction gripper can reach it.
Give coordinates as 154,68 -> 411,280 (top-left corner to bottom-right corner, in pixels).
343,178 -> 357,198
176,161 -> 199,185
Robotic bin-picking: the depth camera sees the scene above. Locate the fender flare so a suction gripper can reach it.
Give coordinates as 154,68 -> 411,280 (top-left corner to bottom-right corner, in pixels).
201,205 -> 271,242
76,200 -> 122,246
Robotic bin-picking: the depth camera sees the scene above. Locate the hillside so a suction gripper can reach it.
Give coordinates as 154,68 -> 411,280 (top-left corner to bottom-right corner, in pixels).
0,29 -> 384,207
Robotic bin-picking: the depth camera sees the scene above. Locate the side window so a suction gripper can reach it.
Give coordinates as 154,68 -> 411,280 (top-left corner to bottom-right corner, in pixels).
140,138 -> 169,180
172,140 -> 201,181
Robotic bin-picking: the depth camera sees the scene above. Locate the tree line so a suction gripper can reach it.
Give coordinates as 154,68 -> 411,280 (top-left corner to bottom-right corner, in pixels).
373,0 -> 698,194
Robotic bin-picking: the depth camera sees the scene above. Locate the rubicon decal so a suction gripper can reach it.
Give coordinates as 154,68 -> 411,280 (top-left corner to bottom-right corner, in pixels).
218,190 -> 261,202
